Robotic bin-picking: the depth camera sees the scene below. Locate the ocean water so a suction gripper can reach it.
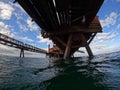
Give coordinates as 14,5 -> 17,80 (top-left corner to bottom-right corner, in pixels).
0,52 -> 120,90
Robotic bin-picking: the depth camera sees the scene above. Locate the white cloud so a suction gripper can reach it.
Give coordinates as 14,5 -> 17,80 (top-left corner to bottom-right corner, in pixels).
12,2 -> 25,13
91,43 -> 108,50
19,36 -> 33,42
0,44 -> 10,50
11,2 -> 39,32
26,18 -> 39,31
100,12 -> 118,27
115,0 -> 120,2
0,44 -> 20,56
89,31 -> 117,55
37,34 -> 52,45
0,21 -> 12,36
0,21 -> 33,42
117,24 -> 120,29
91,45 -> 120,55
12,2 -> 27,20
0,1 -> 14,20
14,35 -> 33,42
17,18 -> 39,32
91,31 -> 116,47
96,32 -> 116,41
17,21 -> 28,31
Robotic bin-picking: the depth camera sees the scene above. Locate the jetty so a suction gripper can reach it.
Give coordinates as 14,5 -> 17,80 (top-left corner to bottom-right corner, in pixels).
15,0 -> 104,59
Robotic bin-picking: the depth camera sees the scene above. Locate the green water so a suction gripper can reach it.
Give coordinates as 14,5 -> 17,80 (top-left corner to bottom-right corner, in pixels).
0,52 -> 120,90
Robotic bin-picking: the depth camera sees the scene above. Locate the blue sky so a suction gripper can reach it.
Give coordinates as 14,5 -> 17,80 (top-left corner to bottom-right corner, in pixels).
0,0 -> 120,56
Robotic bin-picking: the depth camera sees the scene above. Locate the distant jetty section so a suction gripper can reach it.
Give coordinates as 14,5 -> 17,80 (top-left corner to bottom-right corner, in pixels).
0,33 -> 47,57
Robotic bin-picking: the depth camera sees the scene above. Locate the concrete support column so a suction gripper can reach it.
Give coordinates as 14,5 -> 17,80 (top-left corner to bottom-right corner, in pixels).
20,49 -> 24,58
64,34 -> 72,59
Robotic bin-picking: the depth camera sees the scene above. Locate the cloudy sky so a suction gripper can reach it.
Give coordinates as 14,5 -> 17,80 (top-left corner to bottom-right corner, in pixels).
0,0 -> 120,57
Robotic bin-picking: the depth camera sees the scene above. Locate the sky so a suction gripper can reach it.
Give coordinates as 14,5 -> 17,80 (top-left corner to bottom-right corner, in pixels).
0,0 -> 120,57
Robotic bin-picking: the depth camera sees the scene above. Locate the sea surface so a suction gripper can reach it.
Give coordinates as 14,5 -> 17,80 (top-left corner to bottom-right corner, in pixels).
0,52 -> 120,90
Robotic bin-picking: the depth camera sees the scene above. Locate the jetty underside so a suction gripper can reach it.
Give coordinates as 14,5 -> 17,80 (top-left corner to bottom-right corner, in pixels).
17,0 -> 104,59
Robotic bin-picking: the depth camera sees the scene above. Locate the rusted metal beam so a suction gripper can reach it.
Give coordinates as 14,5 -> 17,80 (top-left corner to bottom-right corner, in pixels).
44,26 -> 102,37
76,50 -> 85,53
72,44 -> 85,48
85,45 -> 93,57
81,34 -> 93,57
55,37 -> 66,47
64,34 -> 73,59
88,33 -> 97,44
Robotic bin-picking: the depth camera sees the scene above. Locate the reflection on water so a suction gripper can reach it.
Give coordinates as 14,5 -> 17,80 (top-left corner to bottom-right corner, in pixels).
0,52 -> 120,90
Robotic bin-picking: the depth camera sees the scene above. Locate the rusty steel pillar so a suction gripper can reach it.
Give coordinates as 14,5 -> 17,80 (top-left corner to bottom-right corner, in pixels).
20,49 -> 24,58
81,34 -> 93,57
48,44 -> 50,53
85,45 -> 93,57
46,44 -> 51,58
64,34 -> 72,59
